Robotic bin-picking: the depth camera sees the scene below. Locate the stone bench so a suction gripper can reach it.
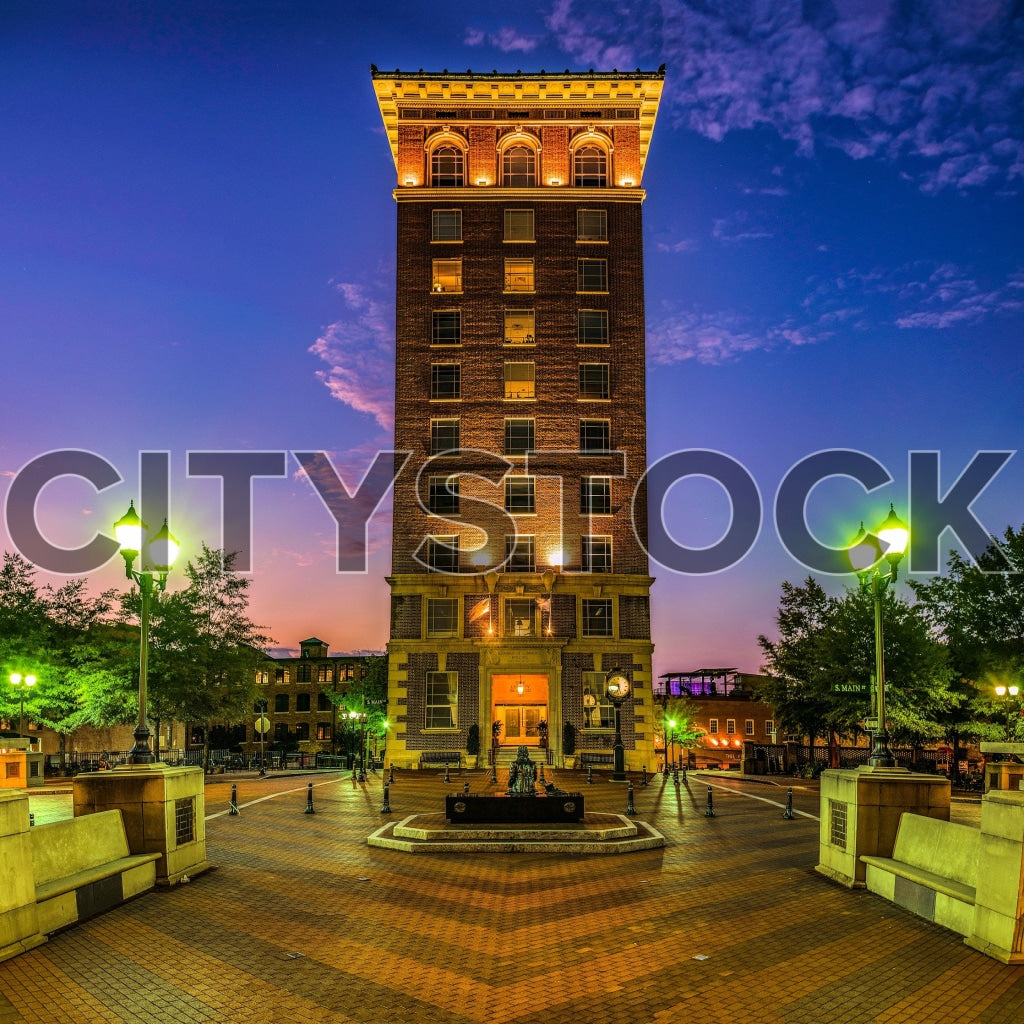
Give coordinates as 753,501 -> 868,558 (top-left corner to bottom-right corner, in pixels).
861,812 -> 979,937
31,810 -> 161,934
579,753 -> 614,766
418,751 -> 462,768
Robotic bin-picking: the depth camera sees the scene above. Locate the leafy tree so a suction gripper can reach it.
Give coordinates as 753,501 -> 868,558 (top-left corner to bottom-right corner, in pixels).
330,654 -> 388,757
653,695 -> 705,765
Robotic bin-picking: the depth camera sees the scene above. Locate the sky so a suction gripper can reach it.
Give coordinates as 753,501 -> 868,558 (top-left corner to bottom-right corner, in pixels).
2,0 -> 1022,675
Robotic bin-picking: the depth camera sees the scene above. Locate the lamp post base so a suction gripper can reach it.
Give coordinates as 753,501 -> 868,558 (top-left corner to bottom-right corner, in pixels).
866,728 -> 896,769
126,724 -> 155,765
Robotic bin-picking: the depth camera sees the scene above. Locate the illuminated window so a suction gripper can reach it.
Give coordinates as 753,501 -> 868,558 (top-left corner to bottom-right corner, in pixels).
504,534 -> 536,573
504,258 -> 535,292
574,146 -> 607,187
427,598 -> 459,637
727,719 -> 736,735
581,476 -> 611,515
430,418 -> 460,454
431,147 -> 464,187
432,310 -> 461,345
709,718 -> 719,734
428,474 -> 459,515
504,308 -> 535,345
577,259 -> 607,292
427,535 -> 459,573
504,476 -> 535,514
430,363 -> 460,400
316,723 -> 332,741
578,309 -> 608,345
317,665 -> 333,683
504,418 -> 535,455
255,669 -> 269,685
582,536 -> 612,573
502,147 -> 536,187
580,419 -> 610,452
579,363 -> 609,400
432,259 -> 462,293
432,209 -> 462,241
426,671 -> 458,728
275,668 -> 290,684
577,208 -> 608,241
582,672 -> 615,728
504,209 -> 535,240
504,362 -> 535,400
582,598 -> 612,637
505,597 -> 534,636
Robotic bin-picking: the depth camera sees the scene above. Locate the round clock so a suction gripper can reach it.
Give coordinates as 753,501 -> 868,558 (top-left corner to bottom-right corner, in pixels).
605,670 -> 631,701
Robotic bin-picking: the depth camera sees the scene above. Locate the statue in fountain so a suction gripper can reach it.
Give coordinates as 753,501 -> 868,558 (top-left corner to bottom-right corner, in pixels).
506,745 -> 537,797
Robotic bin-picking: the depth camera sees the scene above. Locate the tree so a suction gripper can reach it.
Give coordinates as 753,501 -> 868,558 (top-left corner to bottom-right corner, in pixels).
653,695 -> 704,765
0,552 -> 49,731
329,654 -> 388,759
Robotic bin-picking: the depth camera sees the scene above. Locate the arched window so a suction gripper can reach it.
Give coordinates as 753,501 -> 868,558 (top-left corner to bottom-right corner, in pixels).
502,145 -> 536,187
431,146 -> 464,187
574,146 -> 607,187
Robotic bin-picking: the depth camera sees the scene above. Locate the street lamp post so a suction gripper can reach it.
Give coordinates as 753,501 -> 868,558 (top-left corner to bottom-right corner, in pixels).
995,684 -> 1020,740
848,504 -> 909,769
605,668 -> 632,781
350,710 -> 367,781
667,718 -> 677,771
9,673 -> 37,738
113,501 -> 179,765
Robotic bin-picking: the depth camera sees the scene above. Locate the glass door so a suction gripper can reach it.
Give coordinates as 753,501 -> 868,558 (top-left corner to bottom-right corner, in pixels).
496,704 -> 547,745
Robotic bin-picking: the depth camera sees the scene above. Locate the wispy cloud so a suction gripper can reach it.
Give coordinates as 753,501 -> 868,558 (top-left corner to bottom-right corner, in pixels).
465,26 -> 542,53
308,281 -> 395,431
546,0 -> 1024,193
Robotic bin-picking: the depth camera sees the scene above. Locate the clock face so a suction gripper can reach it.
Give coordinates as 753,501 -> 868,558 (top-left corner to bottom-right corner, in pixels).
606,672 -> 631,699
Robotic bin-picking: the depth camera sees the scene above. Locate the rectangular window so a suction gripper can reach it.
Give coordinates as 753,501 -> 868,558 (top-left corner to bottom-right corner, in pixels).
582,598 -> 613,637
296,663 -> 312,683
275,668 -> 290,684
505,476 -> 535,514
745,719 -> 755,736
430,363 -> 461,400
296,693 -> 311,712
577,209 -> 608,241
766,720 -> 775,736
427,535 -> 459,573
316,723 -> 332,741
427,598 -> 459,637
579,363 -> 610,400
582,672 -> 615,728
830,800 -> 848,850
174,797 -> 195,846
726,719 -> 736,735
432,209 -> 462,242
504,362 -> 535,400
430,418 -> 459,455
317,665 -> 333,683
432,310 -> 461,346
255,669 -> 269,685
578,309 -> 608,345
318,692 -> 331,711
581,476 -> 611,515
432,259 -> 462,292
581,536 -> 612,573
709,718 -> 719,735
577,258 -> 608,292
505,597 -> 534,636
275,693 -> 289,712
504,309 -> 535,346
504,258 -> 535,292
426,671 -> 458,728
504,418 -> 535,456
504,209 -> 535,241
295,722 -> 310,741
428,474 -> 459,515
580,419 -> 611,452
504,534 -> 536,573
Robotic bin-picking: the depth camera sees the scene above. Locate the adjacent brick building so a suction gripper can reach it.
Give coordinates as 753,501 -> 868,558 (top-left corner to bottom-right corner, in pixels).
372,67 -> 665,769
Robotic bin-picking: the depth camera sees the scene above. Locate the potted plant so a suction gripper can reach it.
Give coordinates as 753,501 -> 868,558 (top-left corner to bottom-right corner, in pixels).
562,720 -> 577,769
537,719 -> 548,749
464,723 -> 480,768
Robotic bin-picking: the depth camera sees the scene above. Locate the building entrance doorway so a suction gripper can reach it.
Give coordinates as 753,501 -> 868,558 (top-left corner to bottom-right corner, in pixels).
495,704 -> 547,745
492,673 -> 549,749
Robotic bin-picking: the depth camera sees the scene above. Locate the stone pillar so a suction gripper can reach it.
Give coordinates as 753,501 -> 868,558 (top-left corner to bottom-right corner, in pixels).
816,766 -> 950,888
966,790 -> 1024,963
73,764 -> 210,887
0,790 -> 46,963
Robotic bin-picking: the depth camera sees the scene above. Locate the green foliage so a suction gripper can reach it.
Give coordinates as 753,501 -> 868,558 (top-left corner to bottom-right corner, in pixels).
653,696 -> 705,749
561,719 -> 576,755
466,722 -> 480,755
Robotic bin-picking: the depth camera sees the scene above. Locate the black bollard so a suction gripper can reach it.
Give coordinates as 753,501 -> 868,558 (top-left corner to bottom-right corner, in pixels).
783,787 -> 794,820
705,785 -> 715,817
664,760 -> 671,776
490,761 -> 498,785
673,767 -> 680,788
29,813 -> 35,827
626,780 -> 637,816
229,783 -> 239,816
304,781 -> 315,815
381,784 -> 392,813
586,764 -> 593,785
641,765 -> 648,787
443,764 -> 450,784
388,764 -> 395,785
463,781 -> 470,795
682,764 -> 687,780
539,764 -> 546,784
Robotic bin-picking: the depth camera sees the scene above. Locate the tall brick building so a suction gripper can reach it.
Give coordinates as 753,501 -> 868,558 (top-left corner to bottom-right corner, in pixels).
371,67 -> 664,770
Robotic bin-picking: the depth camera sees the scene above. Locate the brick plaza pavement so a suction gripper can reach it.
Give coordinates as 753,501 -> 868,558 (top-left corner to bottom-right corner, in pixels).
1,769 -> 1022,1024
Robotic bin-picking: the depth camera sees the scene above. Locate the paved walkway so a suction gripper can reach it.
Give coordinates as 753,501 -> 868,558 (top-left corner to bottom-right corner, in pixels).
1,770 -> 1019,1024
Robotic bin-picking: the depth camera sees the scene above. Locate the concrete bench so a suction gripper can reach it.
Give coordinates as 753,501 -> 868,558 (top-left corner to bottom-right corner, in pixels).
861,812 -> 979,937
31,810 -> 160,934
579,753 -> 614,766
418,751 -> 461,768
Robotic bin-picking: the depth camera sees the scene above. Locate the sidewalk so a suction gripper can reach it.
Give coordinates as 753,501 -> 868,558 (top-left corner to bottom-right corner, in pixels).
1,769 -> 1021,1024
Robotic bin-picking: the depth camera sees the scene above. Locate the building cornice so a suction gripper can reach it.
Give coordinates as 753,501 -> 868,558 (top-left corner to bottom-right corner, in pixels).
391,187 -> 646,203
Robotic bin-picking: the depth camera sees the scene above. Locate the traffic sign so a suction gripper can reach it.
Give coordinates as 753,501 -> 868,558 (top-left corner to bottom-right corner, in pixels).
832,682 -> 871,694
254,715 -> 270,735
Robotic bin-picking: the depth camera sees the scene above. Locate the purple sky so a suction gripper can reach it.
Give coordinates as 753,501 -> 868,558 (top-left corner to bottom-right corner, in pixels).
2,1 -> 1022,675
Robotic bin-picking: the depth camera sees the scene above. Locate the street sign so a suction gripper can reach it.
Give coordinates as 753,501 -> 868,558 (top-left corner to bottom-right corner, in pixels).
254,715 -> 270,735
864,717 -> 879,730
832,683 -> 871,694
